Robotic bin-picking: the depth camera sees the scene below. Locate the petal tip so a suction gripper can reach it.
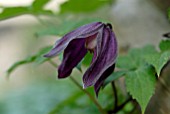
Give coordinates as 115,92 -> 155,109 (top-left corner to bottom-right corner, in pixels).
43,54 -> 50,58
58,73 -> 65,79
83,82 -> 92,89
43,51 -> 55,58
58,76 -> 63,79
83,81 -> 94,89
58,75 -> 68,79
83,83 -> 87,89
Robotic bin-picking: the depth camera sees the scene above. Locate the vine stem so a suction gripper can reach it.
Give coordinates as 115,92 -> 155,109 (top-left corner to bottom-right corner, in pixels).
48,60 -> 106,114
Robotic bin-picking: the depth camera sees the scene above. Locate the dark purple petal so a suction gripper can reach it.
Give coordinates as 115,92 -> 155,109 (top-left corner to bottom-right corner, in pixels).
94,64 -> 115,96
58,38 -> 87,78
91,47 -> 97,63
44,22 -> 104,57
83,27 -> 118,88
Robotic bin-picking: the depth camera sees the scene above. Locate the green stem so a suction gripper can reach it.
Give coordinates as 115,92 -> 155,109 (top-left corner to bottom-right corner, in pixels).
48,60 -> 106,114
48,59 -> 57,67
70,77 -> 106,114
111,81 -> 118,109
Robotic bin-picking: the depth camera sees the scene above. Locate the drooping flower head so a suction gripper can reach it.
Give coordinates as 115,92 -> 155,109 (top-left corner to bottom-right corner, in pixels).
44,22 -> 118,95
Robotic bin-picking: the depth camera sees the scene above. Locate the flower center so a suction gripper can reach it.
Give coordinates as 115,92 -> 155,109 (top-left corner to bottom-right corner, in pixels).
85,33 -> 98,53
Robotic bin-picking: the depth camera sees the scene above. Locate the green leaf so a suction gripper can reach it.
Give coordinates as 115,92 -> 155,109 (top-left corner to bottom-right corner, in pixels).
34,46 -> 53,64
32,0 -> 50,11
144,51 -> 170,76
116,45 -> 158,70
158,51 -> 170,74
103,71 -> 126,87
0,0 -> 52,21
159,40 -> 170,52
116,55 -> 137,70
7,46 -> 53,76
0,7 -> 30,21
128,45 -> 158,66
59,0 -> 112,14
125,65 -> 156,114
30,0 -> 53,15
7,56 -> 37,76
144,53 -> 160,73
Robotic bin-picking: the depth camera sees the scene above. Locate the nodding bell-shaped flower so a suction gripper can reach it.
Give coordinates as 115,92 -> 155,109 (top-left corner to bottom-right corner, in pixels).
44,22 -> 118,96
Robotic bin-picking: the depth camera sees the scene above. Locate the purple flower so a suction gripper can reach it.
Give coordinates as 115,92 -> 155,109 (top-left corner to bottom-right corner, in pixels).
44,22 -> 118,95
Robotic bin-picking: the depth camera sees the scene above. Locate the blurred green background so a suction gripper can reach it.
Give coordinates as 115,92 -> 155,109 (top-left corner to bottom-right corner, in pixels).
0,0 -> 170,114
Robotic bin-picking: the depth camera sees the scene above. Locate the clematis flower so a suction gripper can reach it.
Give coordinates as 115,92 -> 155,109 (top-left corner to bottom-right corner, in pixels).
44,22 -> 118,95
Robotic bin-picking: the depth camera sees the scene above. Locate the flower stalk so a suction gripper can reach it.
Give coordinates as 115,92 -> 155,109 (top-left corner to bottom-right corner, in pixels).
48,60 -> 106,114
70,76 -> 106,114
111,81 -> 118,109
